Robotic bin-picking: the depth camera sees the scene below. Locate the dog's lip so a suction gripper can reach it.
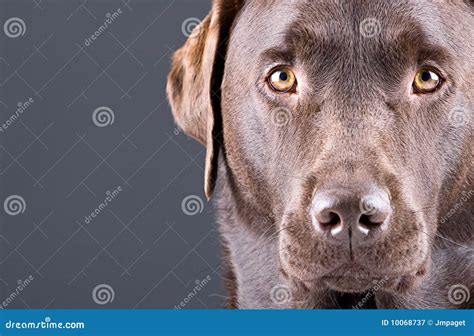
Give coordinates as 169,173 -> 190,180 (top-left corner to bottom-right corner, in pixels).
321,261 -> 432,294
320,263 -> 395,292
287,261 -> 395,285
323,262 -> 400,279
284,257 -> 422,288
322,277 -> 387,293
323,263 -> 378,279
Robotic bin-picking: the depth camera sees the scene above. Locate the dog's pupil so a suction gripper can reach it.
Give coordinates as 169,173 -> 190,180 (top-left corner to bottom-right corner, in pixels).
279,72 -> 288,81
421,71 -> 431,82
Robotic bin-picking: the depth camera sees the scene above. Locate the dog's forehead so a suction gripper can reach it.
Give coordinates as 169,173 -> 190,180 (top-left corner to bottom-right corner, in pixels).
235,0 -> 453,55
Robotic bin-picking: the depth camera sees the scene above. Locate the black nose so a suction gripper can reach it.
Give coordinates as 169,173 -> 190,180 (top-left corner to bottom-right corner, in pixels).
310,185 -> 391,245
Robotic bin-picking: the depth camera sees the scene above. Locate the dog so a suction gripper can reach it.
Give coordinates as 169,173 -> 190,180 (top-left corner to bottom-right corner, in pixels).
167,0 -> 473,308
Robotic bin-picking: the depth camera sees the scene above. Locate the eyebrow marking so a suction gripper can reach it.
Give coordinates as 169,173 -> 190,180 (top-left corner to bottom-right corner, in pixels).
259,48 -> 295,66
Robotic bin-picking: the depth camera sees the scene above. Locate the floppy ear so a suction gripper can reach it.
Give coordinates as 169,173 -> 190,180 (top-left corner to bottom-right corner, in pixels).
167,1 -> 244,199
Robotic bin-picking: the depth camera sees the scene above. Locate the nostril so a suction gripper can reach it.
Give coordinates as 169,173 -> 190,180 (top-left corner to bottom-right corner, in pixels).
357,211 -> 390,236
359,214 -> 383,228
319,211 -> 341,227
315,211 -> 344,236
311,185 -> 391,243
357,190 -> 391,235
322,211 -> 341,226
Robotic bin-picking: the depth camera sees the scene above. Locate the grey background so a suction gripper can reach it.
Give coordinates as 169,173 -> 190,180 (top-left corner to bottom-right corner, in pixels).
0,0 -> 226,309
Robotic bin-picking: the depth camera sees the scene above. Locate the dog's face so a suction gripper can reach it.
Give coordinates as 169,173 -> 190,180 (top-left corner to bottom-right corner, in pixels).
168,0 -> 473,297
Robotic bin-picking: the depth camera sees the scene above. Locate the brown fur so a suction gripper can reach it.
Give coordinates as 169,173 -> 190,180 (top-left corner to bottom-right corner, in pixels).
168,0 -> 473,308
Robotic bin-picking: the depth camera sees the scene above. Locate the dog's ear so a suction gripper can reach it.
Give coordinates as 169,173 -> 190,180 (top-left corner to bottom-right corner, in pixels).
167,1 -> 244,199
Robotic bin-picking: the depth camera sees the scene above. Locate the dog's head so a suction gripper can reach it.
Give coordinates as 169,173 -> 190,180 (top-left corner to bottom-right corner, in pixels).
168,0 -> 473,297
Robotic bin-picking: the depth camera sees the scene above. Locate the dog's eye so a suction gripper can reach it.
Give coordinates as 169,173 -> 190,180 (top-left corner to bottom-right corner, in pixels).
268,67 -> 297,93
413,68 -> 442,93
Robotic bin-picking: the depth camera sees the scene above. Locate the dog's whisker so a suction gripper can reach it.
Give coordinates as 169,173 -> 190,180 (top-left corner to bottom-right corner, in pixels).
254,224 -> 299,264
412,226 -> 473,251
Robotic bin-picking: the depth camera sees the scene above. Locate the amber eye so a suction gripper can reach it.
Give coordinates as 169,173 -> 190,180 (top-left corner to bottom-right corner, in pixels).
268,66 -> 297,93
413,68 -> 442,93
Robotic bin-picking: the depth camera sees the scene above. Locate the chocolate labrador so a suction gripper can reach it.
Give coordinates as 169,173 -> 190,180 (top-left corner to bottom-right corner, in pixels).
167,0 -> 473,308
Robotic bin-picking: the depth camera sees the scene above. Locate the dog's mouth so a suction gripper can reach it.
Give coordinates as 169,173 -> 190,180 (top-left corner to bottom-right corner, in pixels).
320,263 -> 394,293
280,203 -> 432,293
283,262 -> 410,308
322,275 -> 392,294
329,291 -> 379,309
290,261 -> 423,295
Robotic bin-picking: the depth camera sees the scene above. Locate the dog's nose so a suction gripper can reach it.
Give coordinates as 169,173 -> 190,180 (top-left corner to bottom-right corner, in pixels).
310,185 -> 391,245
